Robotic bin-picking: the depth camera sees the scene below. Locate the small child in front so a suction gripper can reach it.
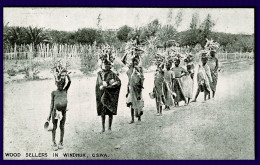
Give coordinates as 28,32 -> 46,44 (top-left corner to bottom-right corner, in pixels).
47,63 -> 71,151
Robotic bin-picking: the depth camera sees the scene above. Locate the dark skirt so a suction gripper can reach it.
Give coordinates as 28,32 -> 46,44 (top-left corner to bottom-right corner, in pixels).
173,78 -> 186,103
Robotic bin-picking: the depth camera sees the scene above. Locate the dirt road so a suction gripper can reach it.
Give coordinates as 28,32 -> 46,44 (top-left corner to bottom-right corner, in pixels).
4,60 -> 254,160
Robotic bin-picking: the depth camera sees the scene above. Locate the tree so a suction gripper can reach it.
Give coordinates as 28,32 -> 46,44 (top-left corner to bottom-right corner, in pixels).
190,12 -> 200,29
175,10 -> 183,29
5,26 -> 27,46
96,13 -> 102,30
116,25 -> 133,42
139,19 -> 160,42
103,30 -> 121,48
167,9 -> 173,24
75,28 -> 104,45
176,12 -> 201,50
199,14 -> 215,47
178,29 -> 200,50
156,25 -> 177,50
25,26 -> 48,45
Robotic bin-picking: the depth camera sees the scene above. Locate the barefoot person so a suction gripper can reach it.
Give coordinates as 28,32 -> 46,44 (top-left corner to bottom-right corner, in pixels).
192,51 -> 212,102
182,53 -> 195,104
163,60 -> 176,110
122,44 -> 144,124
172,57 -> 188,106
153,54 -> 165,116
96,46 -> 121,132
205,39 -> 220,98
47,62 -> 71,151
208,50 -> 219,98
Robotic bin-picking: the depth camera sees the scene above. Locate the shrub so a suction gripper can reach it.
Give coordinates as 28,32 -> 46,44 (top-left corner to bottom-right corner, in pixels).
79,45 -> 99,74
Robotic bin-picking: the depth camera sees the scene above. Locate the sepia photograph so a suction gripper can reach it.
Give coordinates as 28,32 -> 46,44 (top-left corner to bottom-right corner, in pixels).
3,7 -> 255,160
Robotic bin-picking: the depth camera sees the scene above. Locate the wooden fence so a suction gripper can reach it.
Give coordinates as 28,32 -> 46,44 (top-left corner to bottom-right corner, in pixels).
4,43 -> 254,61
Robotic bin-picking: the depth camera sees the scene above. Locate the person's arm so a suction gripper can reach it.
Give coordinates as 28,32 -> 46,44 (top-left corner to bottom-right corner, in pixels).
106,73 -> 121,89
97,72 -> 106,90
140,67 -> 144,88
121,53 -> 128,65
215,58 -> 219,72
181,67 -> 189,76
206,65 -> 213,82
47,91 -> 55,121
64,74 -> 71,91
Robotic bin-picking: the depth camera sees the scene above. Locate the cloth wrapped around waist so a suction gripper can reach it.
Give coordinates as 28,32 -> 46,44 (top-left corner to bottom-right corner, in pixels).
55,110 -> 63,120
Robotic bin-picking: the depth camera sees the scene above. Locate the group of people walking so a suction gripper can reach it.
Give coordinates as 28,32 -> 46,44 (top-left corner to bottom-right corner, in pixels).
46,39 -> 219,151
95,39 -> 219,132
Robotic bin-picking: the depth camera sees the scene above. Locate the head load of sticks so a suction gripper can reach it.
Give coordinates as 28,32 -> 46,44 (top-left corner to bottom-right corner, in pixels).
51,60 -> 70,83
204,39 -> 220,53
124,39 -> 144,64
98,45 -> 115,65
183,52 -> 194,63
200,49 -> 210,59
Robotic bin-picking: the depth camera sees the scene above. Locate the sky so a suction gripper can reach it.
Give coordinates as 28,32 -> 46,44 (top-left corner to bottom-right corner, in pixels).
3,8 -> 254,34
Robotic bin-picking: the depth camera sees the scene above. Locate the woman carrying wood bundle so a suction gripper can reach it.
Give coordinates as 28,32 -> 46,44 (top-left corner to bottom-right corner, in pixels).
192,51 -> 212,102
205,39 -> 220,98
163,55 -> 176,110
96,45 -> 121,132
181,53 -> 195,104
122,40 -> 144,124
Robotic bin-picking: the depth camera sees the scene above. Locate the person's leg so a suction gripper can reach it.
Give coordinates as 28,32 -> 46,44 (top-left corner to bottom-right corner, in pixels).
108,114 -> 113,131
159,106 -> 162,115
52,116 -> 58,151
138,114 -> 141,121
204,91 -> 207,101
101,115 -> 105,132
156,100 -> 159,114
212,91 -> 215,98
59,111 -> 66,147
208,90 -> 211,100
129,108 -> 134,124
52,120 -> 58,144
192,88 -> 200,102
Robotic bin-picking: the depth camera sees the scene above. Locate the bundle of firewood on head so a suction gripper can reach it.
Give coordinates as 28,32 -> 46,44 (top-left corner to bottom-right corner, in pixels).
183,52 -> 194,63
167,47 -> 182,65
123,39 -> 144,66
199,49 -> 210,61
154,53 -> 166,69
98,44 -> 115,67
51,60 -> 70,84
204,39 -> 220,53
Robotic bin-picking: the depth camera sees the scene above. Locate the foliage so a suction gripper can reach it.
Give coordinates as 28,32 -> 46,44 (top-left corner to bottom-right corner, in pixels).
190,12 -> 200,30
117,25 -> 133,42
25,26 -> 49,45
79,44 -> 99,74
141,37 -> 159,69
198,14 -> 215,47
156,25 -> 177,49
75,28 -> 104,45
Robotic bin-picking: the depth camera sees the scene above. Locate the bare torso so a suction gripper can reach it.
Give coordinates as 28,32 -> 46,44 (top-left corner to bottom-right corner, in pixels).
53,90 -> 68,111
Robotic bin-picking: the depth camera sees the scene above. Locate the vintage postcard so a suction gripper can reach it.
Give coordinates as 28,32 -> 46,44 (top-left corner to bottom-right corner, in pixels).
3,7 -> 255,160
